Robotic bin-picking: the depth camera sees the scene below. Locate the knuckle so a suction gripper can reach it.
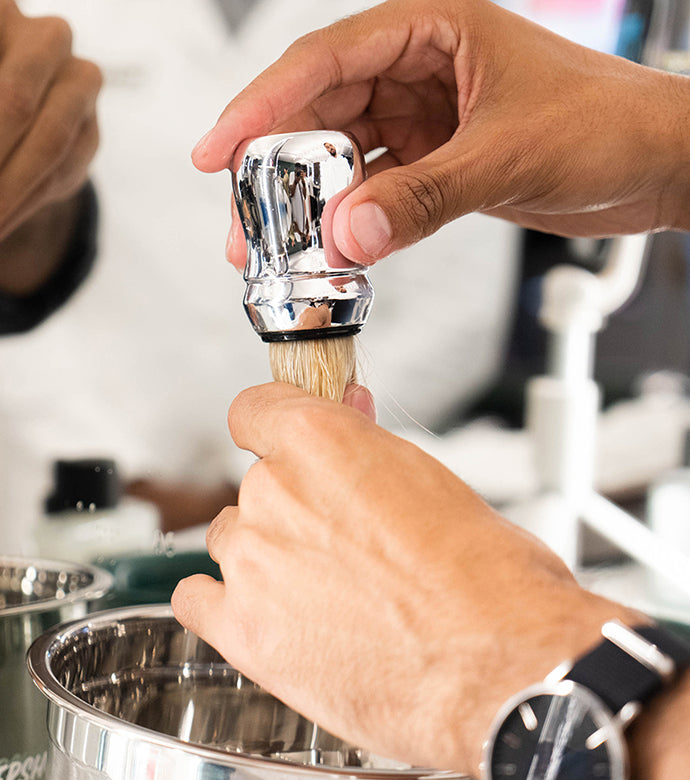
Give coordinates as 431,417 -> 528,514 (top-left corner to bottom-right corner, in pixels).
205,506 -> 233,550
286,401 -> 332,443
170,577 -> 200,627
76,113 -> 101,155
397,169 -> 446,232
35,15 -> 73,51
230,600 -> 261,659
42,117 -> 75,160
286,28 -> 343,87
238,459 -> 271,508
72,58 -> 104,93
320,13 -> 360,51
229,524 -> 260,564
44,118 -> 99,194
228,386 -> 260,437
44,146 -> 93,201
227,393 -> 245,434
0,78 -> 36,126
288,28 -> 322,53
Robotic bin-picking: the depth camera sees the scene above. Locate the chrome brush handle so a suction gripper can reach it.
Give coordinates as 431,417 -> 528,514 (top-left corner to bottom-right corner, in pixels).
233,131 -> 374,342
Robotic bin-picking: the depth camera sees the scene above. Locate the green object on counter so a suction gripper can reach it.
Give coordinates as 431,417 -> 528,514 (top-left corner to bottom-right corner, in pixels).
94,551 -> 221,608
660,619 -> 690,643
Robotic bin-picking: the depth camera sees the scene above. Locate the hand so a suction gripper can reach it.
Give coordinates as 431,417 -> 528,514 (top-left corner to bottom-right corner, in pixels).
0,1 -> 101,292
192,0 -> 690,270
172,382 -> 637,775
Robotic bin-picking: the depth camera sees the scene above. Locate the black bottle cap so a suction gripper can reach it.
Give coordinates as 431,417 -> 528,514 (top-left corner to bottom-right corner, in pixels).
45,459 -> 121,515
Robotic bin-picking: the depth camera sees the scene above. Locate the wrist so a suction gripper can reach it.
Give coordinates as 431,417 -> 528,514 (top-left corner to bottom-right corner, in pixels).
628,666 -> 690,780
646,69 -> 690,232
473,587 -> 690,780
459,585 -> 644,776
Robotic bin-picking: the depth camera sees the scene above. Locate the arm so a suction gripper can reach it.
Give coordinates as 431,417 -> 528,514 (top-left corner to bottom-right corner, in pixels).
0,1 -> 101,319
172,383 -> 690,779
177,2 -> 690,774
190,0 -> 690,270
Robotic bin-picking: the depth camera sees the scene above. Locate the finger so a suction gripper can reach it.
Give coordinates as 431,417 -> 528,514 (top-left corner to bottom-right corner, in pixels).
0,59 -> 101,232
269,83 -> 381,152
0,15 -> 73,166
226,196 -> 247,270
0,107 -> 98,240
365,149 -> 401,178
0,0 -> 20,29
343,384 -> 376,422
482,202 -> 646,238
45,110 -> 100,199
330,131 -> 508,264
191,4 -> 417,172
206,505 -> 239,564
228,381 -> 366,458
228,382 -> 311,456
171,574 -> 227,649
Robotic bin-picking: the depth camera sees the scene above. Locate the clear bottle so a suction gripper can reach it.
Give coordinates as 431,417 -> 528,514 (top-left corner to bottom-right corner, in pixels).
36,458 -> 160,566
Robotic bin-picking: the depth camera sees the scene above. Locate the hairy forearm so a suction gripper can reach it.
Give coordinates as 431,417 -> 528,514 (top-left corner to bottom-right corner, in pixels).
0,194 -> 82,295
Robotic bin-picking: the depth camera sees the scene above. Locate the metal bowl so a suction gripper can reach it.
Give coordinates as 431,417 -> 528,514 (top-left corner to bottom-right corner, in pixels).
0,557 -> 111,772
28,605 -> 463,780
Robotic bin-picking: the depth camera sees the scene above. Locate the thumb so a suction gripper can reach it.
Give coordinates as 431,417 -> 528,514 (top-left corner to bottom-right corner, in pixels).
331,143 -> 491,265
342,383 -> 376,422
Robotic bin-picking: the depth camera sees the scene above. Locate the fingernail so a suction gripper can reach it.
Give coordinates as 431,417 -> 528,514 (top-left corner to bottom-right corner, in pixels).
349,202 -> 392,258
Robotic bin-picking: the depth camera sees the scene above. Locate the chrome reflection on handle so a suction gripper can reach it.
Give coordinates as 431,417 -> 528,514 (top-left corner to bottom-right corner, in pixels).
232,131 -> 374,342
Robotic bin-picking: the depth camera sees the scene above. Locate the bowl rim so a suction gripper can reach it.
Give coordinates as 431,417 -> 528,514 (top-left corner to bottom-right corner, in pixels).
27,604 -> 461,779
0,556 -> 112,617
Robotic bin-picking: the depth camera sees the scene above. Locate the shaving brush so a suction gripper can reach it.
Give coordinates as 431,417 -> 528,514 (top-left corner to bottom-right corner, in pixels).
232,131 -> 373,401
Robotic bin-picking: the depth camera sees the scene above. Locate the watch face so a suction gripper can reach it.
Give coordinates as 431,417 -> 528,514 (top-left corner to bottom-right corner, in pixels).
482,681 -> 628,780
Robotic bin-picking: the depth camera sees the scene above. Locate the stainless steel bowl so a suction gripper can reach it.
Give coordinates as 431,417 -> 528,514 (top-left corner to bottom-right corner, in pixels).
0,557 -> 111,774
28,605 -> 464,780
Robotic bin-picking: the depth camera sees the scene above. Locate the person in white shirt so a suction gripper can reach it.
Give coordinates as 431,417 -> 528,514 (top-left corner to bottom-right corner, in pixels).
0,0 -> 515,551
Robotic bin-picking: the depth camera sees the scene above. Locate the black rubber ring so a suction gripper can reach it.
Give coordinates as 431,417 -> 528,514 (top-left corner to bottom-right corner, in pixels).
259,325 -> 361,343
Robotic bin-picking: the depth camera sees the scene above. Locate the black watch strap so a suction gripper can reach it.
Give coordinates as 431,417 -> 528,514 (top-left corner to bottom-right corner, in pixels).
566,623 -> 690,714
637,625 -> 690,667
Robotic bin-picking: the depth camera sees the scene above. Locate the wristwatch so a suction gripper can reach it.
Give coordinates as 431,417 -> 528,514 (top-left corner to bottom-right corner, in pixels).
481,619 -> 690,779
